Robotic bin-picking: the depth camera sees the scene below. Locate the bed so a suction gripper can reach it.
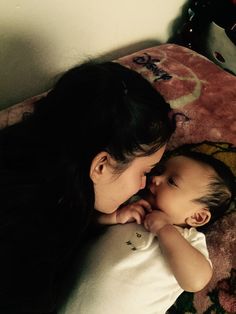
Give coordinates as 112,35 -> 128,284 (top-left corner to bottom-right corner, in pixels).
0,1 -> 235,313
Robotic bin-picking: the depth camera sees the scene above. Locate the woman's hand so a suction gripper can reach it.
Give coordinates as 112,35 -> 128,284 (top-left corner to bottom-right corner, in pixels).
116,199 -> 152,224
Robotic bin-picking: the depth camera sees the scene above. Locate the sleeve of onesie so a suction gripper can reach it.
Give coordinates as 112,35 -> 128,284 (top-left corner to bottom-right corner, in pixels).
182,227 -> 212,267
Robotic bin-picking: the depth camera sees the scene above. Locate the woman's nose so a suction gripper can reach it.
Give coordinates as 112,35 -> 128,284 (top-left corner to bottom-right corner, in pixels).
140,176 -> 147,190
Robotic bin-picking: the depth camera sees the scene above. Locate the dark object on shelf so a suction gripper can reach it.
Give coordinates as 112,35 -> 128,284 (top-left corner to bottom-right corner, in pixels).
170,0 -> 236,75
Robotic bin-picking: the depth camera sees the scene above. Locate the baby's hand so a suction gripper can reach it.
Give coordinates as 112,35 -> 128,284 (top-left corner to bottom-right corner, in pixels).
144,210 -> 172,235
116,199 -> 152,224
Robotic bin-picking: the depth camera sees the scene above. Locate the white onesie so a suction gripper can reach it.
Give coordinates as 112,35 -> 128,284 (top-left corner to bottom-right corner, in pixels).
59,223 -> 211,314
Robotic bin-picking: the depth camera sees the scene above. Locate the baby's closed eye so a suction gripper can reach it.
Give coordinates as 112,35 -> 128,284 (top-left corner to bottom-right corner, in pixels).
168,177 -> 178,187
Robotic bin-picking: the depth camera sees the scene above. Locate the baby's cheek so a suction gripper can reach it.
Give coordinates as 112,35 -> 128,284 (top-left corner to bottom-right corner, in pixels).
154,194 -> 165,210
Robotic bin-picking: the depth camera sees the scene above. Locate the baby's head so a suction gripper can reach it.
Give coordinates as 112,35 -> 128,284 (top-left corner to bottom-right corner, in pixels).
143,151 -> 235,230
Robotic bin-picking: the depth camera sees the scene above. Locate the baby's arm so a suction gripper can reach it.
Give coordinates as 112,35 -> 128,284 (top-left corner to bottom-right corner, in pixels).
144,211 -> 213,292
97,199 -> 151,225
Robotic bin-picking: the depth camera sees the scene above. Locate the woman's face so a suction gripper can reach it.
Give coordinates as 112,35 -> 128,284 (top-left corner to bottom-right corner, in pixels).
92,145 -> 166,214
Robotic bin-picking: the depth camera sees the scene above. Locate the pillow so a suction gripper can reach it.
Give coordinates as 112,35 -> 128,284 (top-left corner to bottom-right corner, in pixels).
117,43 -> 236,150
0,93 -> 45,129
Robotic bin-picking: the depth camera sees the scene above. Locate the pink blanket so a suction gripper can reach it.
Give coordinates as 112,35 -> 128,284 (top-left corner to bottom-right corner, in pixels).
118,44 -> 236,150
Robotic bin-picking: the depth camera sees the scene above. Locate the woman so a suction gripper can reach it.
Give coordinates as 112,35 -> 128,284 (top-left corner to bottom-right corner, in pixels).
0,61 -> 174,313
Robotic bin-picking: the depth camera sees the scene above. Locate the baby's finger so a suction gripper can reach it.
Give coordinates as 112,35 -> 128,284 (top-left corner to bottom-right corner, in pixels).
132,205 -> 146,218
143,218 -> 150,230
136,199 -> 152,212
132,211 -> 143,224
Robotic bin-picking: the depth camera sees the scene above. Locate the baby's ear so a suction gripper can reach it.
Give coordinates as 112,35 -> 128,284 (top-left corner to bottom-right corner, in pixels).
185,208 -> 211,227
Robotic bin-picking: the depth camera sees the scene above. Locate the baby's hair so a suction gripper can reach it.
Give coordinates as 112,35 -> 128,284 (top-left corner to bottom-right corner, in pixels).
178,151 -> 235,229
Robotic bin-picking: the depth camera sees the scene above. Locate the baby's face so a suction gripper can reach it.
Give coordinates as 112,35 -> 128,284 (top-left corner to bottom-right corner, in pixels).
143,156 -> 215,226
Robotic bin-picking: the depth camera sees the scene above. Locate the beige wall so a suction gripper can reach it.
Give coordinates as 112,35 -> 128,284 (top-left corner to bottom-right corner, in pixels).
0,0 -> 187,109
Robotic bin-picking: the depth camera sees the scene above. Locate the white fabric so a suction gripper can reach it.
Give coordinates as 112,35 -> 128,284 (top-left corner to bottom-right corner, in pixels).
59,223 -> 211,314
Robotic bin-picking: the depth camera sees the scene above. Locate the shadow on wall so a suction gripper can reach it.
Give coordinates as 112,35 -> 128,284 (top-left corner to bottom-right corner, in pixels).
94,39 -> 162,63
167,0 -> 192,43
0,27 -> 54,110
0,34 -> 162,111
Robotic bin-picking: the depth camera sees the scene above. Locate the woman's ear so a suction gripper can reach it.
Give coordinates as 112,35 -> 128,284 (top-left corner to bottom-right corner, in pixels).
90,152 -> 110,183
185,208 -> 211,227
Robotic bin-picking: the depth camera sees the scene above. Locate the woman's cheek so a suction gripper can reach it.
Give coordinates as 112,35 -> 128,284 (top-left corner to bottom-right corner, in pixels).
128,179 -> 142,199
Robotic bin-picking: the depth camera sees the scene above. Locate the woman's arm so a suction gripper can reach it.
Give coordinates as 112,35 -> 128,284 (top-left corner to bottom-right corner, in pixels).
96,211 -> 118,224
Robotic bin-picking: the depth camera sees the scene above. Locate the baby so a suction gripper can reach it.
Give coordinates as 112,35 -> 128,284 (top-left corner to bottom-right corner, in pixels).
60,151 -> 235,314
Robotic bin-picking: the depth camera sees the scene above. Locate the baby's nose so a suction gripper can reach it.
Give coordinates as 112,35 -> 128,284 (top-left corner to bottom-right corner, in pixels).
151,175 -> 163,186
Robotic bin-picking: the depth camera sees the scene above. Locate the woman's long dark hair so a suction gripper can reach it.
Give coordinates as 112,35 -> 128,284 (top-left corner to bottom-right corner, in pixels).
0,61 -> 174,235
